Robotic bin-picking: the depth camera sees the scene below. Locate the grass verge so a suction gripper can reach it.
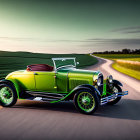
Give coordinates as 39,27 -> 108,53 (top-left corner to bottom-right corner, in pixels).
94,54 -> 140,61
94,54 -> 140,80
112,62 -> 140,80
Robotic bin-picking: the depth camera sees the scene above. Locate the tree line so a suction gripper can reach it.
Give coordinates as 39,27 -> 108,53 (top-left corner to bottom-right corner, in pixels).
93,48 -> 140,54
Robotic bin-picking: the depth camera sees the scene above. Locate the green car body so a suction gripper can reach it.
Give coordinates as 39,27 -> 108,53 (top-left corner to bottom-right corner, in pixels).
0,58 -> 128,114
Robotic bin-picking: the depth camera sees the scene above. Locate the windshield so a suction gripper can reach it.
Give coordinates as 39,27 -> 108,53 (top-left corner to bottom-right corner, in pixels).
52,58 -> 76,70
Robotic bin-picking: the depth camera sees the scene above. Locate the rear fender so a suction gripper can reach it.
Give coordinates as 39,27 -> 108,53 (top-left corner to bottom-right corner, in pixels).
0,79 -> 21,99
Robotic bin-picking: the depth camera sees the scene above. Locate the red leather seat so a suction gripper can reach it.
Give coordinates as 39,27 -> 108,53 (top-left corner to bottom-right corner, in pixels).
27,64 -> 54,71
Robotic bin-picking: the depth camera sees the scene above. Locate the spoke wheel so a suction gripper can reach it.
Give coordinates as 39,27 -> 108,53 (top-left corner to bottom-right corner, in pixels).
74,89 -> 99,114
77,92 -> 95,112
0,87 -> 13,104
0,83 -> 17,107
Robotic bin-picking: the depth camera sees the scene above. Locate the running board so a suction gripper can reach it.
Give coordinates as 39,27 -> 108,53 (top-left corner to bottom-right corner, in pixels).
100,91 -> 128,105
33,97 -> 58,101
26,91 -> 65,100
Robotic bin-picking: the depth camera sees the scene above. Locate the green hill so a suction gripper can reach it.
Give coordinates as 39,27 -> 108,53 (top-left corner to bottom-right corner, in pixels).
0,51 -> 98,78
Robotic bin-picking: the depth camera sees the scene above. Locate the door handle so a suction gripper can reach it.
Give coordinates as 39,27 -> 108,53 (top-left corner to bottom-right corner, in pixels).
34,72 -> 38,75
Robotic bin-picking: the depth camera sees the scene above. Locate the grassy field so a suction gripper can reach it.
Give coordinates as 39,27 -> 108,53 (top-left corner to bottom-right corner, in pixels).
112,62 -> 140,80
94,54 -> 140,61
94,54 -> 140,80
0,51 -> 98,78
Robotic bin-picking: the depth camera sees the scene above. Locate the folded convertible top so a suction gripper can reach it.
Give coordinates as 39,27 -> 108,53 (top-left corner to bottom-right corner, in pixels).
27,64 -> 54,71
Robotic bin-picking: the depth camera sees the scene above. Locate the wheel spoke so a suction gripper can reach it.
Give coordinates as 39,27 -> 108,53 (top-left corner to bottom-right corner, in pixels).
0,86 -> 13,104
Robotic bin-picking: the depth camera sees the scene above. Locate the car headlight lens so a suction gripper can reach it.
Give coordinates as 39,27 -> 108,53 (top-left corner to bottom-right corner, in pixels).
108,75 -> 113,83
97,77 -> 102,86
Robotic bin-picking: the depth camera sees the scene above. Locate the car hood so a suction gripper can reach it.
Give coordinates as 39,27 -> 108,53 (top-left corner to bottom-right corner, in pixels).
58,67 -> 101,81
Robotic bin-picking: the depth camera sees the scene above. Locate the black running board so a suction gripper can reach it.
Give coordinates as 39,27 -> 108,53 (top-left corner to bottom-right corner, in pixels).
25,91 -> 65,100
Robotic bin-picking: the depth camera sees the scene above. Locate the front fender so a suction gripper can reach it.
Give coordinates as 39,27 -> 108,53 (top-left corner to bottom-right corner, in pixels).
50,84 -> 101,103
113,79 -> 123,87
70,84 -> 101,97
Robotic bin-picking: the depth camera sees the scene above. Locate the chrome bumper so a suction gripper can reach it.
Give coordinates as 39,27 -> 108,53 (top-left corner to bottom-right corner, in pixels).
100,91 -> 128,105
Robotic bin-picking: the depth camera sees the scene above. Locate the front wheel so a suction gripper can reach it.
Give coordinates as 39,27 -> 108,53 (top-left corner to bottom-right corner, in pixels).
107,85 -> 122,105
74,89 -> 99,115
0,83 -> 17,107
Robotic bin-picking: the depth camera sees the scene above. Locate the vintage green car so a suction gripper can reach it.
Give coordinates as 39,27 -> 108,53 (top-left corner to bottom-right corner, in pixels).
0,58 -> 128,114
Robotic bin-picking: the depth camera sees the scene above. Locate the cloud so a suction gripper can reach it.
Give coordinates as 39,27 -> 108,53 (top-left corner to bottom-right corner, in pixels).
79,38 -> 140,53
86,38 -> 140,45
0,37 -> 83,43
1,36 -> 140,46
0,37 -> 37,42
0,36 -> 140,54
0,37 -> 107,43
122,30 -> 140,34
111,26 -> 140,34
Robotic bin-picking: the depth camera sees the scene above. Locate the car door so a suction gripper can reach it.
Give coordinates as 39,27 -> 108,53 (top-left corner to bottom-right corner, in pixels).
34,71 -> 56,92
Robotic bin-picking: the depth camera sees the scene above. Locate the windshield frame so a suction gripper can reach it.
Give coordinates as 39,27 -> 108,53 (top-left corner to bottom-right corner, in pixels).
52,57 -> 76,71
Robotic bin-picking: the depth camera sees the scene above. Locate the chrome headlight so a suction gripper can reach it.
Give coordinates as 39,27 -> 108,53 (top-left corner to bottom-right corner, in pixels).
107,75 -> 113,83
97,77 -> 102,86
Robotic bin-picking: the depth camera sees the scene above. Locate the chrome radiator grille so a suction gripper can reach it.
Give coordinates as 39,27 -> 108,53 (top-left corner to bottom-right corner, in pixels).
97,74 -> 103,95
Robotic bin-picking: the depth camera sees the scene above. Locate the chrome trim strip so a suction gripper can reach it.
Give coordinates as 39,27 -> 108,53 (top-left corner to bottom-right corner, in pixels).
26,91 -> 65,97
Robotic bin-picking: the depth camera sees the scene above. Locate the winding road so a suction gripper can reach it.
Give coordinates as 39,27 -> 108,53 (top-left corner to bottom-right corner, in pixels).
0,57 -> 140,140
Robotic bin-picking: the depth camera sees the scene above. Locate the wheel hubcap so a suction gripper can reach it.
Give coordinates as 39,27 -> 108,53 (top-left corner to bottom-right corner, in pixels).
82,96 -> 91,105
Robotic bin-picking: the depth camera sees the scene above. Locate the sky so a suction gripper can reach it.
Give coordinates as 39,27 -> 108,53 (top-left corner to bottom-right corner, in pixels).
0,0 -> 140,54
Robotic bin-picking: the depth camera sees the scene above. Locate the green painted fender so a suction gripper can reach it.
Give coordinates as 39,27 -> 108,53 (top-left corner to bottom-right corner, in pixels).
70,84 -> 101,97
0,79 -> 21,99
50,84 -> 100,103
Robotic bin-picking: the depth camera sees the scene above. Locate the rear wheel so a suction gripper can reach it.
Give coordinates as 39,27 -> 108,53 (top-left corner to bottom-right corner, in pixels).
107,85 -> 122,105
0,83 -> 17,107
74,89 -> 99,114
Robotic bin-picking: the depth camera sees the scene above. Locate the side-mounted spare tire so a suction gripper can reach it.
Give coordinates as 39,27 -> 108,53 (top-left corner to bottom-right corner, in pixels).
0,82 -> 17,107
74,88 -> 99,115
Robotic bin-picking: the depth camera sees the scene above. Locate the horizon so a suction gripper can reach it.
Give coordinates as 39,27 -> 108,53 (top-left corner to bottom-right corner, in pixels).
1,48 -> 140,55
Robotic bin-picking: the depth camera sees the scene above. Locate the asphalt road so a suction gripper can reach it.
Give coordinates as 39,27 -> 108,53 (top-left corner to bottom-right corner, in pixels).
0,57 -> 140,140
